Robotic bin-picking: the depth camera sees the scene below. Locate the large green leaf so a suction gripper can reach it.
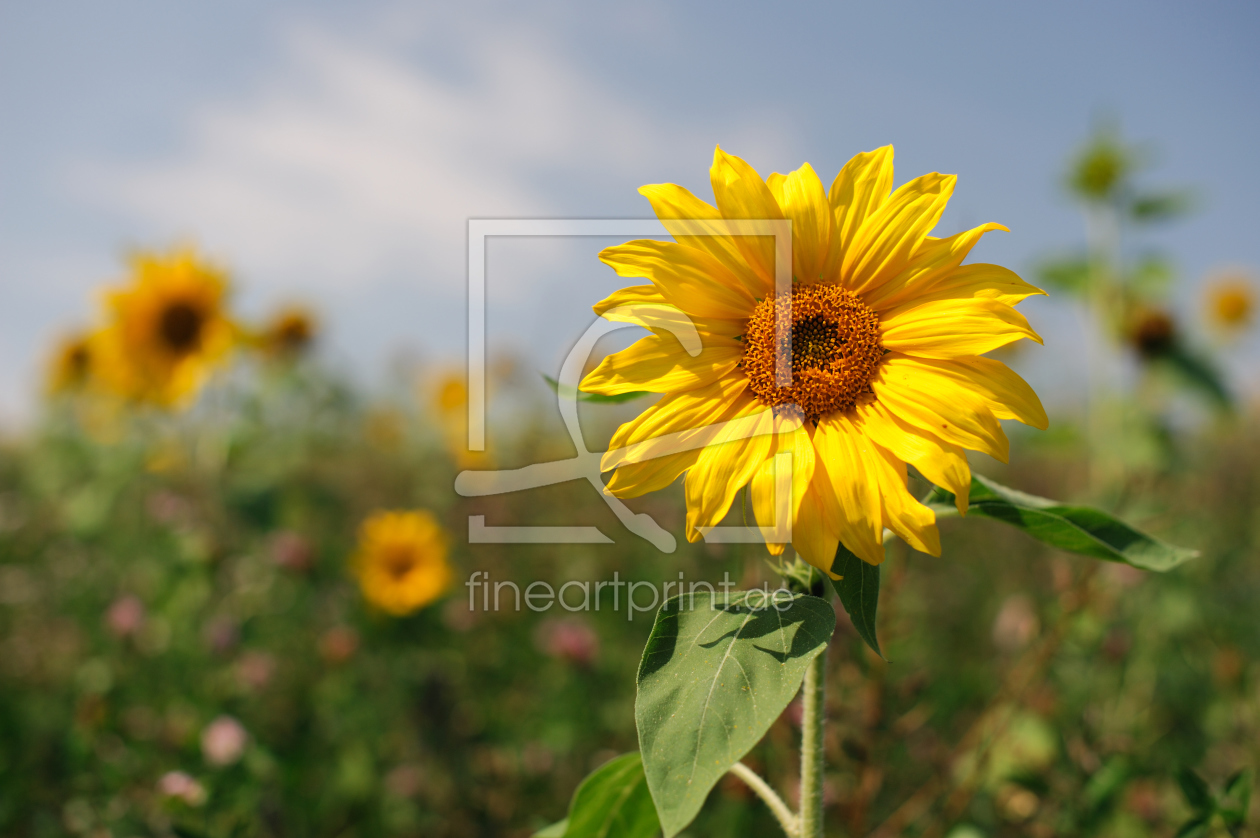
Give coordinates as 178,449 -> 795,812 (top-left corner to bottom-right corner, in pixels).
635,590 -> 835,837
926,474 -> 1197,571
536,752 -> 659,838
830,544 -> 882,658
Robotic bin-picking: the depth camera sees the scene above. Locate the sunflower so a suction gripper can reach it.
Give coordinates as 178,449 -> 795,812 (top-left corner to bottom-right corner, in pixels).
1205,273 -> 1255,333
46,331 -> 96,395
257,305 -> 318,359
426,369 -> 491,468
581,146 -> 1048,572
93,247 -> 236,407
352,510 -> 453,616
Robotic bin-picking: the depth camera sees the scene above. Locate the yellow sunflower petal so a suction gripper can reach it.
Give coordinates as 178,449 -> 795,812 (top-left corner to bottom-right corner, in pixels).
822,146 -> 895,280
684,403 -> 778,539
926,356 -> 1049,430
812,414 -> 886,565
605,449 -> 700,498
892,263 -> 1047,309
792,472 -> 842,577
880,298 -> 1043,358
845,172 -> 956,295
604,377 -> 753,470
768,163 -> 832,283
862,223 -> 1009,310
709,145 -> 784,289
593,283 -> 666,312
580,333 -> 742,395
748,415 -> 817,551
857,400 -> 972,514
638,182 -> 768,298
871,354 -> 1010,462
599,240 -> 755,320
867,440 -> 941,556
750,459 -> 787,556
593,287 -> 744,338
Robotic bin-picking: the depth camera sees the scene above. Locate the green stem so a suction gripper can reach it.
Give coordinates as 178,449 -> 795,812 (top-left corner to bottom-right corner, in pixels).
729,762 -> 799,837
800,651 -> 827,838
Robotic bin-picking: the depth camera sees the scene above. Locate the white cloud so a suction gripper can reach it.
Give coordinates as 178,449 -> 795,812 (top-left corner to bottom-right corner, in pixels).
75,20 -> 764,302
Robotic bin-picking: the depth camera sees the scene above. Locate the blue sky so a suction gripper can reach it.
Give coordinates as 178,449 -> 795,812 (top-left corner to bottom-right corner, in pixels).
2,0 -> 1258,425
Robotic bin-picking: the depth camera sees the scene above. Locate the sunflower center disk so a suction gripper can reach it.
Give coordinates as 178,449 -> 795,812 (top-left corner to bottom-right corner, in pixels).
742,284 -> 884,422
384,547 -> 416,580
159,302 -> 205,353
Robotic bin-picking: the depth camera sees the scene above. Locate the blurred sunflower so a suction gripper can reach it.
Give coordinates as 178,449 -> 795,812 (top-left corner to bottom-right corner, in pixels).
94,247 -> 237,407
582,146 -> 1047,573
352,510 -> 452,616
426,369 -> 490,468
46,331 -> 96,395
257,305 -> 318,359
1127,306 -> 1178,359
1205,273 -> 1255,334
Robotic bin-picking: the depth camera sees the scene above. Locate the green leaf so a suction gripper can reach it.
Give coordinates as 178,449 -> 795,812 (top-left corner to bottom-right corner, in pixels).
556,753 -> 659,838
636,590 -> 835,837
534,820 -> 570,838
543,374 -> 651,404
830,543 -> 882,658
1155,345 -> 1233,411
1175,816 -> 1211,838
926,474 -> 1198,572
1036,254 -> 1092,295
1130,190 -> 1194,223
1220,769 -> 1253,828
1083,756 -> 1131,813
1177,767 -> 1215,813
1127,253 -> 1175,299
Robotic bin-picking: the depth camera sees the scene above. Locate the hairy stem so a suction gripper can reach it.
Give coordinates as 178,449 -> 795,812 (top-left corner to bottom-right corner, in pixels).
800,651 -> 827,838
729,762 -> 799,837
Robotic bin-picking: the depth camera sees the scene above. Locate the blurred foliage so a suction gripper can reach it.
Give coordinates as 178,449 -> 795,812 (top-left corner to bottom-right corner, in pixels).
0,355 -> 1257,837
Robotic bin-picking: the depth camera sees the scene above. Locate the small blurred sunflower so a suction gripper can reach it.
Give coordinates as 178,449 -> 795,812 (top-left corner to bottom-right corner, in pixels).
94,248 -> 236,407
258,305 -> 318,359
46,331 -> 96,395
426,369 -> 490,468
1205,273 -> 1255,334
583,146 -> 1047,572
352,510 -> 452,616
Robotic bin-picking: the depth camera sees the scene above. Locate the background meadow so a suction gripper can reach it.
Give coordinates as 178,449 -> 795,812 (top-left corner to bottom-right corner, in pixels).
2,2 -> 1259,837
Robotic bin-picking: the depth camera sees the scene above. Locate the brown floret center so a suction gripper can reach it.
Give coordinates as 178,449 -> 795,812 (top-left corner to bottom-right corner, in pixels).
159,301 -> 205,353
742,283 -> 884,422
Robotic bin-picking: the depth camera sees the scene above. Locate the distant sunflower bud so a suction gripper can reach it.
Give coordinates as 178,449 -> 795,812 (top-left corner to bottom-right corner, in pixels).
46,331 -> 96,395
259,305 -> 318,359
1127,307 -> 1178,359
